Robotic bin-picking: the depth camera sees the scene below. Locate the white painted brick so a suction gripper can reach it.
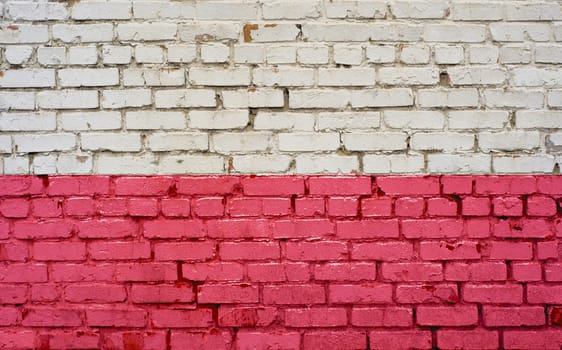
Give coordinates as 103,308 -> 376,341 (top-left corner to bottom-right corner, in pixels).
448,111 -> 510,130
0,70 -> 55,88
159,155 -> 224,174
60,112 -> 122,131
37,47 -> 67,66
189,67 -> 250,86
424,24 -> 486,42
14,134 -> 76,153
222,89 -> 284,108
133,1 -> 195,19
0,24 -> 49,44
411,132 -> 474,152
53,24 -> 114,43
33,155 -> 57,175
0,112 -> 56,131
234,45 -> 265,64
148,133 -> 208,151
490,23 -> 550,42
189,110 -> 248,130
254,112 -> 315,131
5,46 -> 33,65
493,155 -> 555,173
213,132 -> 271,153
201,44 -> 230,63
123,69 -> 185,87
101,89 -> 152,109
302,23 -> 423,42
536,45 -> 562,64
418,89 -> 479,108
155,89 -> 216,108
279,133 -> 340,152
547,134 -> 562,151
511,68 -> 562,87
516,111 -> 562,129
167,45 -> 197,63
71,1 -> 131,20
297,45 -> 329,65
434,46 -> 464,65
0,136 -> 12,154
326,1 -> 387,19
126,111 -> 186,130
469,45 -> 499,64
7,2 -> 68,21
548,90 -> 562,108
448,67 -> 507,86
505,3 -> 561,21
555,24 -> 562,41
117,23 -> 176,41
366,45 -> 396,63
401,45 -> 430,64
82,133 -> 141,152
343,132 -> 408,151
484,90 -> 543,109
196,2 -> 257,20
384,111 -> 445,130
295,155 -> 359,174
135,45 -> 164,64
254,67 -> 315,87
379,68 -> 439,85
334,44 -> 363,65
0,92 -> 35,110
316,112 -> 381,131
262,1 -> 321,19
479,131 -> 541,152
318,68 -> 375,86
290,90 -> 350,109
351,89 -> 414,107
450,2 -> 503,21
3,156 -> 29,175
232,155 -> 292,173
178,23 -> 240,42
59,68 -> 119,87
37,91 -> 99,110
245,24 -> 300,43
499,45 -> 532,64
97,154 -> 158,175
363,154 -> 425,173
266,45 -> 297,64
68,46 -> 98,65
392,1 -> 448,19
428,154 -> 491,173
57,154 -> 93,174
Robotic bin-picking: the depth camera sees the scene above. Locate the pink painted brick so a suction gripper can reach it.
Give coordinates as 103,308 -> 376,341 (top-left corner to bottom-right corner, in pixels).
218,307 -> 277,327
0,285 -> 27,304
208,219 -> 269,238
395,197 -> 424,217
247,263 -> 309,282
154,242 -> 215,261
527,195 -> 557,216
89,241 -> 151,261
14,220 -> 73,239
512,262 -> 542,282
427,197 -> 457,216
114,263 -> 177,282
272,219 -> 333,238
351,242 -> 413,261
395,284 -> 459,304
242,176 -> 305,196
437,330 -> 499,350
128,198 -> 158,217
490,241 -> 533,260
441,176 -> 473,194
463,283 -> 523,304
44,331 -> 100,350
493,218 -> 553,239
336,219 -> 399,239
47,176 -> 110,196
31,284 -> 58,302
483,306 -> 545,327
0,198 -> 29,218
329,283 -> 393,304
327,197 -> 359,217
263,284 -> 325,304
0,331 -> 35,349
219,242 -> 280,260
22,308 -> 82,327
285,308 -> 347,327
86,308 -> 147,327
286,241 -> 347,261
0,241 -> 28,261
77,219 -> 138,239
352,307 -> 412,327
303,331 -> 366,350
114,177 -> 174,196
538,241 -> 560,260
370,331 -> 432,350
295,197 -> 324,216
537,176 -> 562,194
102,332 -> 166,350
130,284 -> 194,303
32,197 -> 62,218
381,263 -> 443,282
33,242 -> 86,261
361,197 -> 392,217
170,331 -> 232,350
0,263 -> 47,283
464,218 -> 491,238
262,198 -> 291,216
235,332 -> 300,350
377,176 -> 439,195
150,309 -> 212,328
493,196 -> 523,216
182,263 -> 244,281
198,284 -> 259,303
504,330 -> 562,349
545,263 -> 562,281
144,219 -> 205,239
0,307 -> 19,326
475,176 -> 536,195
462,197 -> 490,216
192,197 -> 224,217
309,176 -> 371,195
228,197 -> 261,217
65,197 -> 95,216
416,306 -> 478,326
64,284 -> 126,303
314,262 -> 377,281
445,262 -> 507,281
96,198 -> 127,216
161,198 -> 190,217
420,241 -> 481,260
402,219 -> 463,239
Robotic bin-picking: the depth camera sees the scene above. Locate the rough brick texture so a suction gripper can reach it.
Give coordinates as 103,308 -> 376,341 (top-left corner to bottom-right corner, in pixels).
0,1 -> 561,174
0,175 -> 560,349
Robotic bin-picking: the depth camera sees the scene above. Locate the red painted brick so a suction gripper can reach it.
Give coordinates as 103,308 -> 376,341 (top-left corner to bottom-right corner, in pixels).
327,197 -> 359,217
361,197 -> 392,217
47,176 -> 110,196
537,176 -> 562,194
144,219 -> 205,239
263,284 -> 325,304
475,176 -> 536,195
151,309 -> 213,328
329,283 -> 393,304
272,218 -> 333,238
78,219 -> 138,239
420,241 -> 481,260
512,262 -> 542,281
369,330 -> 432,350
549,306 -> 562,327
161,198 -> 190,217
228,198 -> 261,217
0,331 -> 35,349
381,263 -> 443,282
198,284 -> 259,303
286,241 -> 347,261
295,197 -> 324,216
441,176 -> 473,194
131,284 -> 193,304
65,197 -> 95,216
170,331 -> 232,350
0,219 -> 8,239
483,306 -> 545,326
114,176 -> 174,196
22,308 -> 82,327
493,196 -> 523,216
545,263 -> 562,281
427,197 -> 457,216
208,219 -> 269,238
493,218 -> 553,238
395,284 -> 459,304
192,197 -> 224,217
336,219 -> 399,239
31,284 -> 58,302
0,264 -> 47,282
0,198 -> 29,218
437,330 -> 499,350
377,176 -> 439,195
527,195 -> 557,216
64,284 -> 126,303
89,241 -> 151,261
445,262 -> 507,281
462,197 -> 490,216
33,242 -> 86,261
504,330 -> 562,349
463,283 -> 523,304
0,285 -> 27,304
395,197 -> 424,217
219,242 -> 280,260
314,262 -> 377,281
218,307 -> 277,327
14,219 -> 73,239
32,197 -> 62,218
235,332 -> 300,350
490,241 -> 533,260
154,242 -> 215,261
309,176 -> 371,195
285,308 -> 347,327
538,240 -> 560,259
51,263 -> 114,282
103,331 -> 166,350
183,263 -> 243,281
351,242 -> 413,261
0,307 -> 19,326
96,198 -> 128,216
303,331 -> 366,350
416,306 -> 478,326
352,307 -> 412,327
128,198 -> 158,217
247,263 -> 309,282
402,219 -> 463,239
43,331 -> 100,350
464,218 -> 491,238
0,241 -> 28,261
177,176 -> 240,195
242,176 -> 305,196
114,263 -> 177,282
86,308 -> 147,327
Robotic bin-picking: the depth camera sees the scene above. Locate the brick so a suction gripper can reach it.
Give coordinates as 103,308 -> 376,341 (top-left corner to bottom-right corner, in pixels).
198,284 -> 259,304
183,263 -> 243,282
144,220 -> 205,239
437,330 -> 499,350
23,308 -> 82,327
286,308 -> 347,327
154,242 -> 215,261
545,263 -> 562,281
151,309 -> 212,328
396,284 -> 459,304
361,198 -> 392,217
131,284 -> 193,304
402,219 -> 463,238
303,331 -> 366,350
218,307 -> 276,327
504,331 -> 562,349
34,242 -> 85,261
78,219 -> 137,239
382,263 -> 443,282
336,219 -> 399,239
102,332 -> 166,350
64,284 -> 126,303
43,331 -> 100,350
377,176 -> 439,195
445,262 -> 507,282
286,241 -> 347,261
370,331 -> 432,350
352,307 -> 412,327
89,242 -> 151,261
327,197 -> 358,217
220,242 -> 279,260
170,331 -> 231,350
235,332 -> 300,350
114,263 -> 177,282
128,198 -> 158,217
490,241 -> 533,260
272,219 -> 333,239
483,306 -> 545,327
351,242 -> 413,261
248,263 -> 309,282
86,308 -> 147,327
314,262 -> 377,281
14,220 -> 73,239
417,306 -> 478,326
263,284 -> 325,304
329,283 -> 393,304
420,241 -> 481,260
463,283 -> 523,304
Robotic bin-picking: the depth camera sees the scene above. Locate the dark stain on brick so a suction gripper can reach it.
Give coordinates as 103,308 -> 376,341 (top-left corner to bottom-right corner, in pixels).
243,24 -> 259,42
0,71 -> 4,78
551,307 -> 562,326
123,332 -> 144,350
264,24 -> 277,28
7,25 -> 19,31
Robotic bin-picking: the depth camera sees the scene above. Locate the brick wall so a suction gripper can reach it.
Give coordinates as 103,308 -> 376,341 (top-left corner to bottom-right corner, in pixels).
0,0 -> 561,174
0,175 -> 561,349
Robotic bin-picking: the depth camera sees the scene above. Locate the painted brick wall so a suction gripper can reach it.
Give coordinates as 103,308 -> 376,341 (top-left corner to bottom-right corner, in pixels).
0,175 -> 561,349
0,0 -> 561,174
